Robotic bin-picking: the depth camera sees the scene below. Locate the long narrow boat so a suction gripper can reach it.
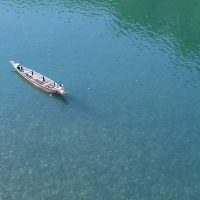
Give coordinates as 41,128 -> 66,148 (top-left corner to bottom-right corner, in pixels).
10,61 -> 66,95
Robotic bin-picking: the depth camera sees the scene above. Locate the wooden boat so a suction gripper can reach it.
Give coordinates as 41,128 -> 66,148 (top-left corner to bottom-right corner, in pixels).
10,61 -> 67,95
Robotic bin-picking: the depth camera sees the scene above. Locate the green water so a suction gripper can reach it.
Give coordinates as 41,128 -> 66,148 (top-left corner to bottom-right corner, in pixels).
1,0 -> 200,199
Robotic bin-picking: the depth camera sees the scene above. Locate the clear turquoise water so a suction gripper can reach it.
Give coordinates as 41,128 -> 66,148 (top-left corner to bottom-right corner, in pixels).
1,1 -> 200,199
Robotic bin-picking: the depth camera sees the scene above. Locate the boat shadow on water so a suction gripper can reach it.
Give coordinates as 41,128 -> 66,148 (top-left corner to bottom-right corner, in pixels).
66,94 -> 94,116
50,93 -> 69,105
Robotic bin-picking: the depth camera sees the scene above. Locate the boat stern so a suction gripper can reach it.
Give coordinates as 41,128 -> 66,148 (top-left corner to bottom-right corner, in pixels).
57,85 -> 67,95
59,87 -> 66,95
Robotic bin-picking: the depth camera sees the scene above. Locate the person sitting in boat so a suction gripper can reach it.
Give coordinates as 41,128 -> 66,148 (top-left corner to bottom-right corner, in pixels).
58,81 -> 63,87
17,65 -> 24,72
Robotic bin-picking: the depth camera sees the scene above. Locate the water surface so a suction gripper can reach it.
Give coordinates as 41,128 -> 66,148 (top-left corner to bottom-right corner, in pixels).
0,0 -> 200,199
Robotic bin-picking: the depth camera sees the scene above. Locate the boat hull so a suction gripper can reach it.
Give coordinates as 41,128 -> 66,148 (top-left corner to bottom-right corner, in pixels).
10,61 -> 66,95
